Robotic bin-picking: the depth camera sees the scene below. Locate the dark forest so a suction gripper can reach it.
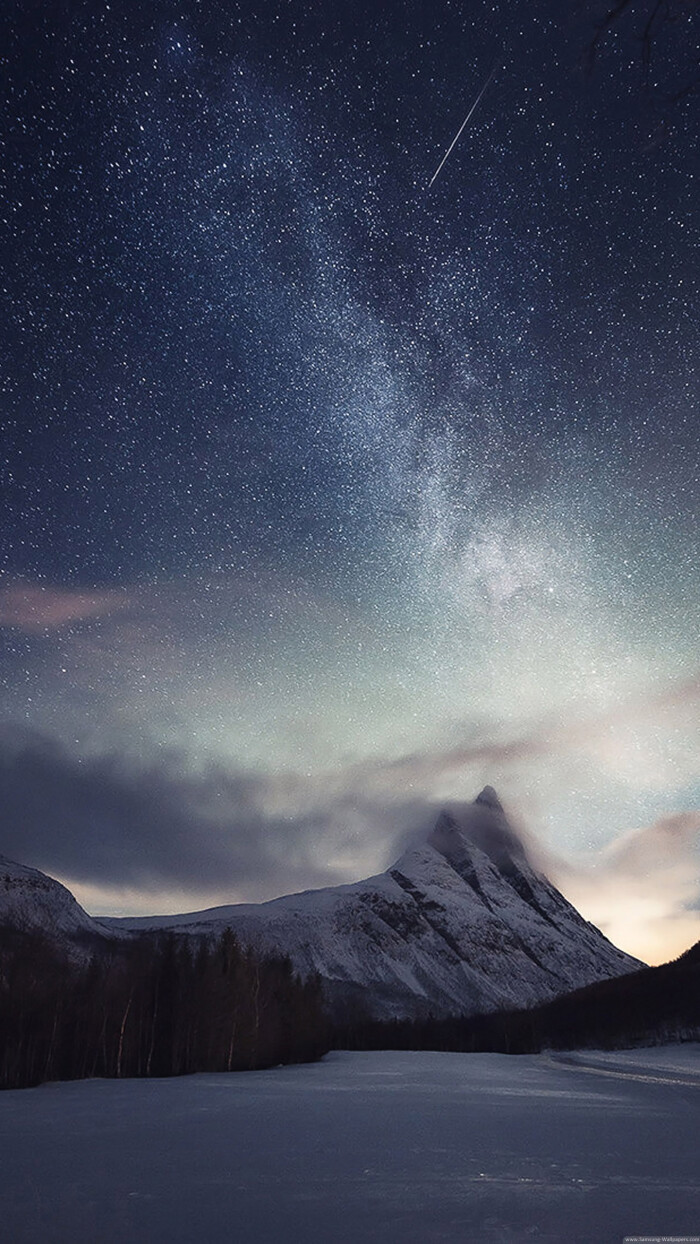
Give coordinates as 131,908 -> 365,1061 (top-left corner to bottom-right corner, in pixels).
342,942 -> 700,1056
0,929 -> 329,1091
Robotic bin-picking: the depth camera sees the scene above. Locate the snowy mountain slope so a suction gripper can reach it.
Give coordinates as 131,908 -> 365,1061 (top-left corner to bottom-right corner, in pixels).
0,854 -> 114,958
100,788 -> 643,1020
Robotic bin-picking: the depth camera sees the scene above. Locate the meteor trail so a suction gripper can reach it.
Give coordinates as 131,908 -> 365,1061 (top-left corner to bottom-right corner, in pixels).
428,66 -> 497,188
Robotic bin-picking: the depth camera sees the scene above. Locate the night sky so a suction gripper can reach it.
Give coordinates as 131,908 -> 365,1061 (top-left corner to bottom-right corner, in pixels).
2,0 -> 698,963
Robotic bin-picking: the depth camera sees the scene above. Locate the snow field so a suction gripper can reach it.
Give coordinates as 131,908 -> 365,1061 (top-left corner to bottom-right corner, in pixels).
0,1047 -> 698,1243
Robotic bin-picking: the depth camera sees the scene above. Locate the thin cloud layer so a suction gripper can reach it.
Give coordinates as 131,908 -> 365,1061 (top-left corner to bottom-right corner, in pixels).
0,724 -> 698,964
0,581 -> 130,631
0,726 -> 431,903
549,812 -> 700,966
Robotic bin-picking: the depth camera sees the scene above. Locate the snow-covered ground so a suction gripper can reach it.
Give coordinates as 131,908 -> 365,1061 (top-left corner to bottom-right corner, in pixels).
0,1047 -> 698,1243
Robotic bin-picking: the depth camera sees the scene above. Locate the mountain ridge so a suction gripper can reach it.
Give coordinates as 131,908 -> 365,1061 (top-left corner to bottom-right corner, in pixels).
0,853 -> 113,954
1,789 -> 644,1020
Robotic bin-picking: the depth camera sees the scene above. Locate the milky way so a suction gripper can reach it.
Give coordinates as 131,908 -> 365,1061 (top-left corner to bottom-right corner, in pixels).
1,0 -> 698,958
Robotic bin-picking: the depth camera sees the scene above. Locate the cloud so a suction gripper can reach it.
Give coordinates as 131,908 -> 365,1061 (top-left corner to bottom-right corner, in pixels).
0,726 -> 432,905
0,719 -> 698,965
0,581 -> 130,632
323,670 -> 700,808
548,811 -> 700,966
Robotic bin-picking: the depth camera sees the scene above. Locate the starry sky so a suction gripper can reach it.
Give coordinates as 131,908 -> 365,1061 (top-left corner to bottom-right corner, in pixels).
1,0 -> 699,963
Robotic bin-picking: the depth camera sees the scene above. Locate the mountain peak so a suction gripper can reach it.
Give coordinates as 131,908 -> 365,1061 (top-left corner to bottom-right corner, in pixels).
474,785 -> 503,811
427,789 -> 527,873
1,827 -> 642,1026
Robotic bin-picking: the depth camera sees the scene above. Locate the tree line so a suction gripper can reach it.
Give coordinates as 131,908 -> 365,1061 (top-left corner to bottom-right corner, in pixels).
0,926 -> 329,1090
343,941 -> 700,1056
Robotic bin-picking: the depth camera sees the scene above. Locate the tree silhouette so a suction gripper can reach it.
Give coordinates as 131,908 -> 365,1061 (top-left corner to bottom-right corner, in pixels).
0,927 -> 329,1091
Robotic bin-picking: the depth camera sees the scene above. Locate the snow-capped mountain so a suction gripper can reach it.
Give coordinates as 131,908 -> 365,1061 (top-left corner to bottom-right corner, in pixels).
99,787 -> 643,1020
0,854 -> 112,957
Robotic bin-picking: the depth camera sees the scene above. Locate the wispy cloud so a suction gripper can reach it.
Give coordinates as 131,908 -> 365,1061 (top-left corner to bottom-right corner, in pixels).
0,725 -> 430,903
548,811 -> 700,966
331,672 -> 700,799
0,581 -> 130,632
0,722 -> 697,963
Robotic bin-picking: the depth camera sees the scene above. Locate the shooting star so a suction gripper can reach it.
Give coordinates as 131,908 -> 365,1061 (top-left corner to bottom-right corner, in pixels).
428,65 -> 497,188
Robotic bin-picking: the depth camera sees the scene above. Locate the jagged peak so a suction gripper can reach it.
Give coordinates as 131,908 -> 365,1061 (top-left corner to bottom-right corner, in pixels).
428,790 -> 528,874
474,785 -> 503,811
